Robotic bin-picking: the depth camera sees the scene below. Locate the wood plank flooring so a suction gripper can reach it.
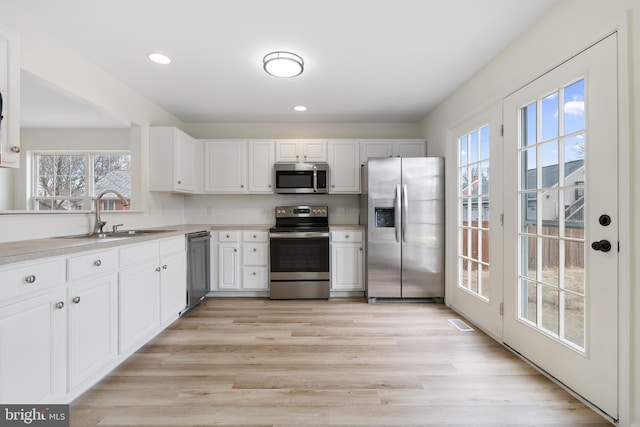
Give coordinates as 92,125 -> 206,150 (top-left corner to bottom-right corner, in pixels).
70,298 -> 611,426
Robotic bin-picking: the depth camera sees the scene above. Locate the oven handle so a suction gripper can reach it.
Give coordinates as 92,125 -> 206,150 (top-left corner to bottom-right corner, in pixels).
270,231 -> 330,238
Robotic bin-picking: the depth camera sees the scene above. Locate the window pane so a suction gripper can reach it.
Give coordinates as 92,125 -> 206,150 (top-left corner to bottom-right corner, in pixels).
94,154 -> 131,197
522,147 -> 537,190
522,102 -> 537,147
479,125 -> 489,160
564,79 -> 585,134
520,279 -> 537,324
520,235 -> 537,281
480,264 -> 490,299
541,190 -> 559,236
540,238 -> 559,286
541,92 -> 559,140
459,136 -> 468,165
479,161 -> 489,196
541,285 -> 559,335
564,240 -> 584,294
563,291 -> 585,348
469,131 -> 478,163
540,141 -> 559,189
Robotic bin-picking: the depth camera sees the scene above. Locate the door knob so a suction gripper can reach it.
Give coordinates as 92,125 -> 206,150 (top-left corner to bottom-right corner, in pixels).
591,240 -> 612,252
599,215 -> 612,226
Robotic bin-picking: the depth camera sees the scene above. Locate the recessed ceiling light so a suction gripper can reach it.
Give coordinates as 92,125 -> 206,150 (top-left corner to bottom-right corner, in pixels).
293,105 -> 308,112
263,51 -> 304,78
148,53 -> 171,65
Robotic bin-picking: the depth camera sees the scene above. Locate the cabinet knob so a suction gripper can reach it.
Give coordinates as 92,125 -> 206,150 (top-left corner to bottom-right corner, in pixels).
241,184 -> 244,188
252,272 -> 257,276
94,259 -> 102,267
345,234 -> 350,239
268,184 -> 272,188
72,296 -> 81,304
332,184 -> 335,188
177,180 -> 182,184
360,247 -> 363,251
163,264 -> 168,269
55,301 -> 65,309
226,234 -> 230,238
253,248 -> 257,252
156,267 -> 161,272
253,234 -> 257,239
234,249 -> 237,252
25,275 -> 36,284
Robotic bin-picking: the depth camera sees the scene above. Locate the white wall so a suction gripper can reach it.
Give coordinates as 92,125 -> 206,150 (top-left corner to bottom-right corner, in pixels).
420,1 -> 639,425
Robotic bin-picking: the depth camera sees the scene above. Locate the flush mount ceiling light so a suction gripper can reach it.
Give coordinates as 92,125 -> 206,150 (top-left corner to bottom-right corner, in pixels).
263,51 -> 304,78
148,53 -> 171,65
293,105 -> 308,112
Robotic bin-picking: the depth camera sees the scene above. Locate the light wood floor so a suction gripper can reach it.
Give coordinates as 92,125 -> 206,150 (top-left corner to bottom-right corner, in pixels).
71,298 -> 610,426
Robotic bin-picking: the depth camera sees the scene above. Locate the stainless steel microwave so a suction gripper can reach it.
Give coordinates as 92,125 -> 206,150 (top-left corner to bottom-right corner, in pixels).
274,163 -> 329,194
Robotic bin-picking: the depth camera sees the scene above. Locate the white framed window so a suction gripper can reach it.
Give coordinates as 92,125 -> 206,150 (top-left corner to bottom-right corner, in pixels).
458,125 -> 490,300
32,151 -> 131,211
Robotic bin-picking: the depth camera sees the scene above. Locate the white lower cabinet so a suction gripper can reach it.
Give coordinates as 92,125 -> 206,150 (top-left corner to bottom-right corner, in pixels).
0,288 -> 67,403
67,274 -> 118,391
213,230 -> 269,293
330,230 -> 364,293
0,234 -> 188,404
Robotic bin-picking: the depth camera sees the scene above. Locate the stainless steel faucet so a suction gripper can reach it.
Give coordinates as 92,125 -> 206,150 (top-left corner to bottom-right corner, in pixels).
92,190 -> 130,235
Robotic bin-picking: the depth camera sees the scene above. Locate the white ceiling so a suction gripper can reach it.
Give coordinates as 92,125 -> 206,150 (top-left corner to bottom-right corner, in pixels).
5,0 -> 559,126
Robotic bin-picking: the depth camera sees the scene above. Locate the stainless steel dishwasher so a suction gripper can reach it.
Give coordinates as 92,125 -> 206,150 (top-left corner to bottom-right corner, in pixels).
182,230 -> 211,315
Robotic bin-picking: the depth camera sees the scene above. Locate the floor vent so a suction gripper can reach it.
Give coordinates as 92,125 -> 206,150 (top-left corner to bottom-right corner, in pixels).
448,318 -> 474,332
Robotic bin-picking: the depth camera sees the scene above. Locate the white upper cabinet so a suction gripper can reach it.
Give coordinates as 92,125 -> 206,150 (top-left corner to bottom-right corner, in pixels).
0,24 -> 20,168
149,127 -> 195,193
247,140 -> 274,193
204,140 -> 247,193
359,139 -> 426,164
275,139 -> 327,163
328,139 -> 360,193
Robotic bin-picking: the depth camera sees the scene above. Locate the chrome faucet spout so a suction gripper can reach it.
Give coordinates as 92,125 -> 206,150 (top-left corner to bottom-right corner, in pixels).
92,190 -> 130,235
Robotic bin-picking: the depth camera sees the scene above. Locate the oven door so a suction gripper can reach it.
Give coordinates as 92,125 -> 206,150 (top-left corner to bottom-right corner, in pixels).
269,231 -> 330,299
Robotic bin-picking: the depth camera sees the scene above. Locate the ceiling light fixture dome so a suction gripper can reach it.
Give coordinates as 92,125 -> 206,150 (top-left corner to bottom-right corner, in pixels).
263,51 -> 304,78
148,53 -> 171,65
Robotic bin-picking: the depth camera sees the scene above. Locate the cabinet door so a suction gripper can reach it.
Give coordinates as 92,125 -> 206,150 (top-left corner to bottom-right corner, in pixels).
0,26 -> 20,168
360,140 -> 393,164
67,275 -> 118,390
160,251 -> 187,323
218,243 -> 240,289
275,140 -> 300,162
394,140 -> 425,157
205,141 -> 246,192
175,130 -> 195,192
331,244 -> 364,291
0,289 -> 66,403
301,140 -> 327,162
248,140 -> 274,193
118,261 -> 160,355
328,140 -> 360,193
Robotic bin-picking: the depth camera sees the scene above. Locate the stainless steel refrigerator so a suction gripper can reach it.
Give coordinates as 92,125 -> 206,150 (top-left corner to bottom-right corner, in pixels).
360,157 -> 444,301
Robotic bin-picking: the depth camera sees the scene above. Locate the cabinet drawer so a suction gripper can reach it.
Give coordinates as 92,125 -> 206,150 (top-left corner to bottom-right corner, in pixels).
242,243 -> 268,265
119,241 -> 159,268
331,230 -> 363,243
0,259 -> 66,303
241,266 -> 268,289
242,231 -> 268,242
67,249 -> 117,282
218,231 -> 240,242
160,236 -> 185,256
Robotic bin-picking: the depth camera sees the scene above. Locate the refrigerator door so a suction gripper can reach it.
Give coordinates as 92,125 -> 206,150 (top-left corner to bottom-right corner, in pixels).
366,158 -> 402,298
401,157 -> 444,298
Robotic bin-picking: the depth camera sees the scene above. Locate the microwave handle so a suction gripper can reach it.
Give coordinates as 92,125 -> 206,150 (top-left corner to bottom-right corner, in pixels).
313,164 -> 318,193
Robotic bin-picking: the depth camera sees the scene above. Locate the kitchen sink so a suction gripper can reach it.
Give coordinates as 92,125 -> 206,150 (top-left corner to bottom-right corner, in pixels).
58,229 -> 177,239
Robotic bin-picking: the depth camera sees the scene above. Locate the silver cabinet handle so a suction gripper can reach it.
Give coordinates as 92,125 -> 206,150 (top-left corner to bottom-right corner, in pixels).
55,301 -> 64,309
25,275 -> 36,284
162,264 -> 168,270
94,259 -> 102,267
72,296 -> 81,304
156,267 -> 161,272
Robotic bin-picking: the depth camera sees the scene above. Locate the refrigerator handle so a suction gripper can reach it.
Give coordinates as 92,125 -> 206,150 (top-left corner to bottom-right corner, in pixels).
402,184 -> 408,243
395,184 -> 401,243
